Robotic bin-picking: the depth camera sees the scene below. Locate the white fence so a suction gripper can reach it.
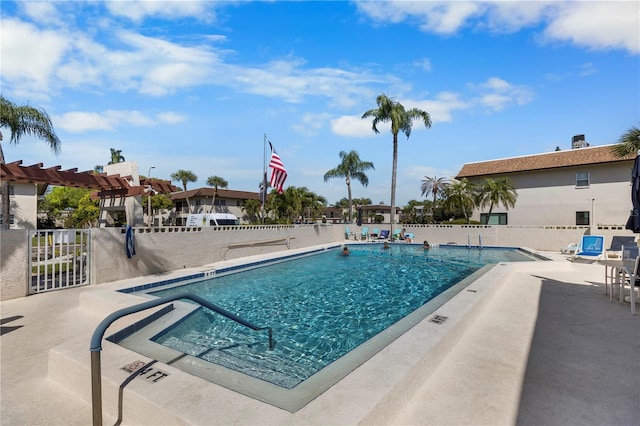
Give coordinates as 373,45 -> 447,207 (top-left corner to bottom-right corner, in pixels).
28,229 -> 91,294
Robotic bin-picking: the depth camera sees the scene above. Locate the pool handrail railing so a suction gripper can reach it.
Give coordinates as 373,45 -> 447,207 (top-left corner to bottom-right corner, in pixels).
90,292 -> 275,426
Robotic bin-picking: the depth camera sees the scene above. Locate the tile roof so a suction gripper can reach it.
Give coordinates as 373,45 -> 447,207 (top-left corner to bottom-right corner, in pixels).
456,145 -> 634,178
171,187 -> 260,201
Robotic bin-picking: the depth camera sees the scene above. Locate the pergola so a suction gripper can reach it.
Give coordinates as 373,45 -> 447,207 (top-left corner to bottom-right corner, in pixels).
1,160 -> 177,227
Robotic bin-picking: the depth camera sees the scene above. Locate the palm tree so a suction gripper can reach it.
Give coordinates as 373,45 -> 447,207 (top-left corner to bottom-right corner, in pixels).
206,175 -> 228,213
241,199 -> 261,224
170,169 -> 198,214
0,95 -> 61,229
362,94 -> 431,237
443,178 -> 476,223
478,178 -> 517,224
420,176 -> 449,223
324,150 -> 374,223
611,126 -> 640,158
107,148 -> 125,164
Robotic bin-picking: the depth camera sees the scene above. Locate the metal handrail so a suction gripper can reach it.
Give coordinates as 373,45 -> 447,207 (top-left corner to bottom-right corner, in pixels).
90,292 -> 275,426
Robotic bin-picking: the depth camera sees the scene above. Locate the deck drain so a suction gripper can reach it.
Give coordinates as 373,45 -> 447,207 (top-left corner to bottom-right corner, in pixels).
429,315 -> 449,324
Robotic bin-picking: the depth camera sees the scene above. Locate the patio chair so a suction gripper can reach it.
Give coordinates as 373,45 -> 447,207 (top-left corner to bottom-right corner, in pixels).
377,229 -> 390,240
360,227 -> 369,241
393,229 -> 402,240
560,243 -> 579,254
617,245 -> 639,314
370,228 -> 379,239
604,236 -> 636,259
344,227 -> 356,240
571,235 -> 605,262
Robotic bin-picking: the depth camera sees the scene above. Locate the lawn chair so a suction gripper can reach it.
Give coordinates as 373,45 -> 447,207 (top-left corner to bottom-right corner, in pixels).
360,227 -> 369,241
370,228 -> 379,239
571,235 -> 605,262
377,229 -> 390,240
344,227 -> 356,240
604,236 -> 635,259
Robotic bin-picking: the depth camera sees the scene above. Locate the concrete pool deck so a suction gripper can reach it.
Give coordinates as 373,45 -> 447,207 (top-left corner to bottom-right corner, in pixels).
1,248 -> 638,425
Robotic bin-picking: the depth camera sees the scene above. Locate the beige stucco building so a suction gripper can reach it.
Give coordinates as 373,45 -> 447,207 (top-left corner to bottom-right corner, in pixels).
456,143 -> 635,227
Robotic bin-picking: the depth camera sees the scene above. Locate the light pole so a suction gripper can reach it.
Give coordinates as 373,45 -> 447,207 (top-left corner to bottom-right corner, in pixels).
590,197 -> 595,231
147,166 -> 155,226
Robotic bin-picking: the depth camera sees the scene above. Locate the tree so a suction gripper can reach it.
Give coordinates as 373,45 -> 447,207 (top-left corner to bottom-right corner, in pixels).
206,175 -> 228,213
241,199 -> 261,224
170,169 -> 198,214
420,176 -> 449,223
142,193 -> 174,224
362,94 -> 431,238
477,178 -> 517,224
0,95 -> 61,229
107,148 -> 125,165
442,178 -> 476,223
611,126 -> 640,158
41,186 -> 98,228
323,150 -> 374,223
268,186 -> 326,224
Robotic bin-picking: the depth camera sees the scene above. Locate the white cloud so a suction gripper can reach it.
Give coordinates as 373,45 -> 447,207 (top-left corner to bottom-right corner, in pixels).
104,1 -> 214,22
332,115 -> 384,137
0,19 -> 68,93
55,110 -> 171,133
543,2 -> 639,53
357,1 -> 639,54
157,112 -> 187,124
469,77 -> 534,111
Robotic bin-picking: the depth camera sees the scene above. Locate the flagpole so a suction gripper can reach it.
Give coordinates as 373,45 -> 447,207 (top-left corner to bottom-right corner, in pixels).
262,134 -> 267,224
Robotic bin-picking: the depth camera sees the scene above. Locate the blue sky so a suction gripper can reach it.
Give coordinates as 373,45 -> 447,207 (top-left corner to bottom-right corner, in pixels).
1,1 -> 638,206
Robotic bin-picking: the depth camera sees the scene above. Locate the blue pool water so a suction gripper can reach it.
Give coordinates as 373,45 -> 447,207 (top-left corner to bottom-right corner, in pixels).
149,244 -> 533,389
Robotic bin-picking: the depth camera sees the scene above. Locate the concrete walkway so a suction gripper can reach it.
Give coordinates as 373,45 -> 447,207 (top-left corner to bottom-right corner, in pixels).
1,254 -> 638,425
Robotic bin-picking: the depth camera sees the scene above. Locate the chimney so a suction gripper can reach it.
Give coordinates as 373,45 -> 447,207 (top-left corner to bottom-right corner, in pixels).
571,134 -> 589,149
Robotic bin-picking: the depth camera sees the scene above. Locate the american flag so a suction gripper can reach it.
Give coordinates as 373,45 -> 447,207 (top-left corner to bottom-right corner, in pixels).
268,142 -> 287,194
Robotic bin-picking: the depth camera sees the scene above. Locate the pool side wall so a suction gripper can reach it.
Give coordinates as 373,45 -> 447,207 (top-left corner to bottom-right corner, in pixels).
1,224 -> 631,300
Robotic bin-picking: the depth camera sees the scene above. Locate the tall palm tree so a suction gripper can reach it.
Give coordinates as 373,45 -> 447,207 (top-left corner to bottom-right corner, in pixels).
170,169 -> 198,214
420,176 -> 449,223
107,148 -> 125,165
443,178 -> 476,223
478,177 -> 517,224
0,95 -> 61,229
323,150 -> 374,223
206,175 -> 228,213
362,94 -> 431,237
611,126 -> 640,158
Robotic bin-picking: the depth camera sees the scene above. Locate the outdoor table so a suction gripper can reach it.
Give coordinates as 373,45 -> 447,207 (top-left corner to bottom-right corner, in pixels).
597,259 -> 624,299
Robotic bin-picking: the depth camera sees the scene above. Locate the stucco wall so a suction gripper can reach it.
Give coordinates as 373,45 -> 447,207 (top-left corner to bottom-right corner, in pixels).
1,223 -> 636,301
90,224 -> 343,285
468,162 -> 633,226
0,230 -> 29,300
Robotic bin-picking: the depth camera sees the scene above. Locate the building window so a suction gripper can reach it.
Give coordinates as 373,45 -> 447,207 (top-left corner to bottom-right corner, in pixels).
480,213 -> 507,225
576,211 -> 590,225
576,172 -> 590,187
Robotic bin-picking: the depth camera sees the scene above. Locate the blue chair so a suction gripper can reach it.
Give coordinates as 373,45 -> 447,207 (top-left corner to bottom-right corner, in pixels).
344,227 -> 356,240
572,235 -> 605,262
377,229 -> 390,239
360,227 -> 369,241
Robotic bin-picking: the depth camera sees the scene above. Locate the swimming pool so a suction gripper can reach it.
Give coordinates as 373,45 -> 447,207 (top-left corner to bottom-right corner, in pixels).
117,244 -> 536,411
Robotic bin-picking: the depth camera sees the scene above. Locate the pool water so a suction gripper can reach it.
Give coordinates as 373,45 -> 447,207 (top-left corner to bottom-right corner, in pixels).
148,245 -> 533,389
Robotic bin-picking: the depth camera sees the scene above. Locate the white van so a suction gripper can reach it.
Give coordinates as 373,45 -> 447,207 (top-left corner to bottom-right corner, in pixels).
185,213 -> 240,227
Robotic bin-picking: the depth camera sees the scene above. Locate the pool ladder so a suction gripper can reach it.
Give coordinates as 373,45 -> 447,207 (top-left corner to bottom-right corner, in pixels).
89,292 -> 275,426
